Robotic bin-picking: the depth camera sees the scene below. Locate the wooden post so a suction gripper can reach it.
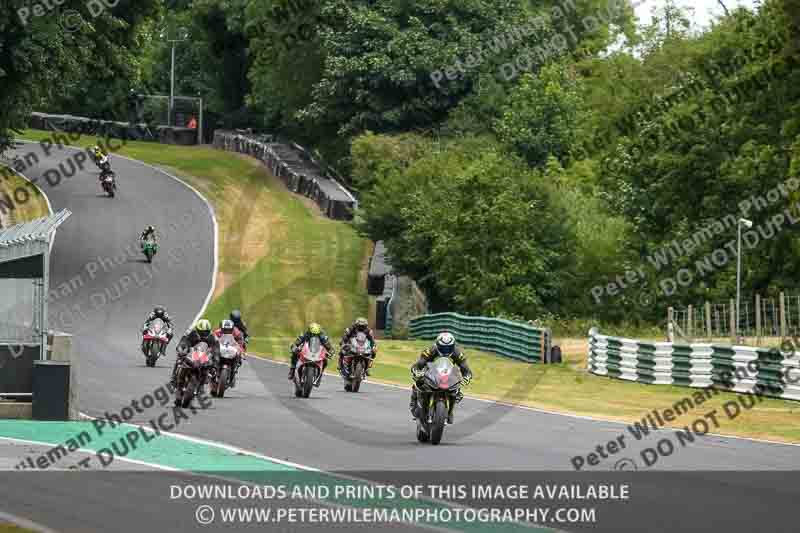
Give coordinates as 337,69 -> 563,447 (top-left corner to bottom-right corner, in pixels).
705,302 -> 712,340
687,305 -> 693,339
755,293 -> 761,342
730,298 -> 737,344
780,291 -> 787,338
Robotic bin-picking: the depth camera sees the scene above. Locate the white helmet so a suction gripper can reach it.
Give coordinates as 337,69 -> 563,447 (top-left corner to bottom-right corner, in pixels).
435,331 -> 456,356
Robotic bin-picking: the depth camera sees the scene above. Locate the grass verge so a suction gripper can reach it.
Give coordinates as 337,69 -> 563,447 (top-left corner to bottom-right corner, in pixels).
0,166 -> 49,227
0,526 -> 35,533
18,129 -> 800,444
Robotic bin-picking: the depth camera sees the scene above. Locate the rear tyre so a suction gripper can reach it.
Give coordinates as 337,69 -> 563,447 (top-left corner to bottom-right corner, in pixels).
430,399 -> 447,445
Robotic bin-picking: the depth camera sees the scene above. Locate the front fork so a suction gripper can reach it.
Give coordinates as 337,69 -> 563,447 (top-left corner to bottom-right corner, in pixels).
425,394 -> 450,423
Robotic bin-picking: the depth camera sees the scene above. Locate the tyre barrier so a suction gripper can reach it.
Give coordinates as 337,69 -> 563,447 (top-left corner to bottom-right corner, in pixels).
409,313 -> 552,363
213,130 -> 357,221
587,328 -> 800,401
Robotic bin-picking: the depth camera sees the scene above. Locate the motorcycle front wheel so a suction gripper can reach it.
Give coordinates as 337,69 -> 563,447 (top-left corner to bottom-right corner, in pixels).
181,374 -> 197,408
430,398 -> 448,445
215,366 -> 230,398
351,361 -> 364,392
301,366 -> 315,398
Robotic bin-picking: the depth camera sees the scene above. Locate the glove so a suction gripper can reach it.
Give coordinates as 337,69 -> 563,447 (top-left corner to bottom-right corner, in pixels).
411,367 -> 425,380
462,374 -> 472,387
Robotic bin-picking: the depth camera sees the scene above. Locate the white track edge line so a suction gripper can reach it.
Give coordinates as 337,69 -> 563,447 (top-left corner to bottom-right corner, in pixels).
0,435 -> 178,472
76,411 -> 320,473
249,354 -> 800,450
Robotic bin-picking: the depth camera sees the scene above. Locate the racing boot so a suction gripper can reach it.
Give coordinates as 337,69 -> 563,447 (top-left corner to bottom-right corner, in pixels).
409,387 -> 419,419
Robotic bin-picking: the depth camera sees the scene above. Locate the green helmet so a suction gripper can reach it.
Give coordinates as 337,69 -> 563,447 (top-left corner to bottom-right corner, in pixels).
354,317 -> 368,330
308,323 -> 321,335
195,319 -> 212,336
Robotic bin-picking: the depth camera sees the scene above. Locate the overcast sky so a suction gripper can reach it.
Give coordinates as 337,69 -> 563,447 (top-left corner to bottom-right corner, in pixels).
633,0 -> 760,29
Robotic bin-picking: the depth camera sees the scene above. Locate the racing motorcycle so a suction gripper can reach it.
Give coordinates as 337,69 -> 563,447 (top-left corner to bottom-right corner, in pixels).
341,331 -> 374,393
293,336 -> 329,398
141,237 -> 158,263
101,171 -> 117,198
211,333 -> 243,398
414,358 -> 463,445
141,318 -> 170,367
174,341 -> 213,408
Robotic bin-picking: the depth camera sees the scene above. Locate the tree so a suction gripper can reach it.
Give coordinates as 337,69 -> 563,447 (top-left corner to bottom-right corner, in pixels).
494,63 -> 585,168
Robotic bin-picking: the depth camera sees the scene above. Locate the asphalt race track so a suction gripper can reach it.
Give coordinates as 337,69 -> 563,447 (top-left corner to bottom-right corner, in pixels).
5,142 -> 800,532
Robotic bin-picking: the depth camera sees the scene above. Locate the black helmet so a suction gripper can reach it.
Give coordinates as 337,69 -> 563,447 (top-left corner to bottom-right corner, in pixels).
354,317 -> 368,331
153,305 -> 166,317
221,319 -> 234,334
434,331 -> 456,357
146,225 -> 155,232
230,309 -> 242,322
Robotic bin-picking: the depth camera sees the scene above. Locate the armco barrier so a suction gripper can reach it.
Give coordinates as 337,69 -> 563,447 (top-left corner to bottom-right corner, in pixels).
409,313 -> 551,363
213,130 -> 357,221
587,329 -> 800,401
30,112 -> 196,144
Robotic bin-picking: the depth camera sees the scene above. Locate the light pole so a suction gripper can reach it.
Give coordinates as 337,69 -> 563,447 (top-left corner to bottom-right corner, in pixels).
736,218 -> 753,343
161,27 -> 189,126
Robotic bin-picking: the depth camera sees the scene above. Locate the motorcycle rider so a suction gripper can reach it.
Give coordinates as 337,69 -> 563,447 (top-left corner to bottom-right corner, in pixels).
339,317 -> 377,377
409,331 -> 472,424
288,322 -> 334,385
141,305 -> 174,356
170,319 -> 220,390
90,144 -> 107,163
229,309 -> 250,348
140,225 -> 157,244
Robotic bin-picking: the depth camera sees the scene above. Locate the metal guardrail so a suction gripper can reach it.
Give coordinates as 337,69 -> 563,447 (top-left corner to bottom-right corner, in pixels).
408,312 -> 551,363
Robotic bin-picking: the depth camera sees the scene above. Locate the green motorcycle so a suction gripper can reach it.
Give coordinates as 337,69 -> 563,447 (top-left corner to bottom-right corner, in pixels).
141,238 -> 158,263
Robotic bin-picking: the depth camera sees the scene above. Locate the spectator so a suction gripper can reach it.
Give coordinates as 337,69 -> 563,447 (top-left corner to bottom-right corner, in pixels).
187,116 -> 198,129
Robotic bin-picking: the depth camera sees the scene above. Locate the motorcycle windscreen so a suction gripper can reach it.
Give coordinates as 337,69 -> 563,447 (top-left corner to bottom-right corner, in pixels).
219,334 -> 239,357
427,358 -> 462,389
306,336 -> 323,360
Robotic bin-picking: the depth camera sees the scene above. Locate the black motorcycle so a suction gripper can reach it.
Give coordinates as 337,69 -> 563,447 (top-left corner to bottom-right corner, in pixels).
341,331 -> 374,393
101,171 -> 117,198
174,342 -> 213,408
414,358 -> 463,445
